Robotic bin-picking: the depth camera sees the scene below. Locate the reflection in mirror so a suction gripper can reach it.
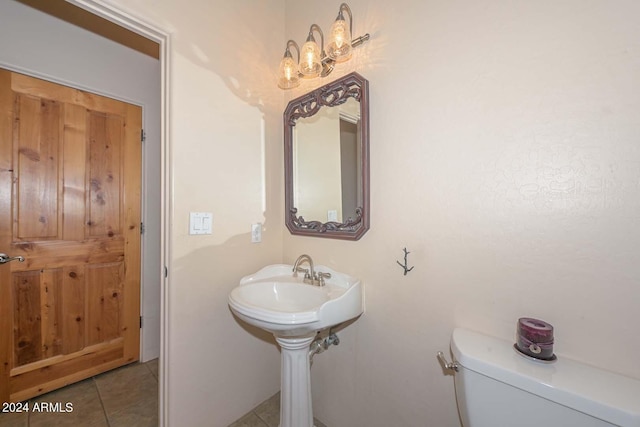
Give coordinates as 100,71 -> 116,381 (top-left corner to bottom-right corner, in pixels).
284,72 -> 369,240
293,97 -> 360,223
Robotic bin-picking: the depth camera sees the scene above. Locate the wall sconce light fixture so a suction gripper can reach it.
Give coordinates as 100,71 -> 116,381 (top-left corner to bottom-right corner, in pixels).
278,3 -> 370,89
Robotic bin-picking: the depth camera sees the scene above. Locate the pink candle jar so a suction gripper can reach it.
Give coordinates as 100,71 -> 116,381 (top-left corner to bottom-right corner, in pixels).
516,317 -> 555,360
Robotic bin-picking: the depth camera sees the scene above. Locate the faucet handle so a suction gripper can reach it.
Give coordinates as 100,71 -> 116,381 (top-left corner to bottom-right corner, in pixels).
316,272 -> 331,286
294,267 -> 313,282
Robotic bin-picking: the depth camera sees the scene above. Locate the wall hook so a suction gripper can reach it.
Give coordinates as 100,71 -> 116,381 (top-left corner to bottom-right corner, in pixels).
396,247 -> 414,276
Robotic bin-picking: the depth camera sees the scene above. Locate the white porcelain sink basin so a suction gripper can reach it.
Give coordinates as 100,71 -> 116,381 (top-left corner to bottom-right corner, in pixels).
228,264 -> 363,337
230,262 -> 364,427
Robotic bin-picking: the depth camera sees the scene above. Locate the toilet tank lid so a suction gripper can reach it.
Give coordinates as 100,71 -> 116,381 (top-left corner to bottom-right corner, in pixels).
451,328 -> 640,427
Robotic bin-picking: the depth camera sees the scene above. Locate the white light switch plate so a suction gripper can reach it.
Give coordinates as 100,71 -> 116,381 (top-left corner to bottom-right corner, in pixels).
190,212 -> 212,235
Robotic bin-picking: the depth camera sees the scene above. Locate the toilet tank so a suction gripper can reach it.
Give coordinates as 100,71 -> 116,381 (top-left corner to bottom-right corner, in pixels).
451,328 -> 640,427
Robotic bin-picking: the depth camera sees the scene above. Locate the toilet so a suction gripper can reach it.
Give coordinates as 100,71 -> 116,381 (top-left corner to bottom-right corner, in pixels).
449,328 -> 640,427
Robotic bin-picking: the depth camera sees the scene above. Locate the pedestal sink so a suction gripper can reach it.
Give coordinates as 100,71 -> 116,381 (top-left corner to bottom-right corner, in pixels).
228,264 -> 364,427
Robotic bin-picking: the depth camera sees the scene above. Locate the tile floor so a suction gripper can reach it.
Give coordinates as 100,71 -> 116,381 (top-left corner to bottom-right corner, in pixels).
0,359 -> 159,427
227,392 -> 327,427
0,360 -> 327,427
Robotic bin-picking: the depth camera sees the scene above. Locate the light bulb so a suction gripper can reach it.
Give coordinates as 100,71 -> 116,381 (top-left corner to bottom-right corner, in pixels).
299,40 -> 322,78
327,19 -> 352,62
278,55 -> 299,89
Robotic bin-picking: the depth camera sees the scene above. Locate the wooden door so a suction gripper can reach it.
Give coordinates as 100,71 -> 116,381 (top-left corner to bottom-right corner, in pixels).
0,69 -> 142,403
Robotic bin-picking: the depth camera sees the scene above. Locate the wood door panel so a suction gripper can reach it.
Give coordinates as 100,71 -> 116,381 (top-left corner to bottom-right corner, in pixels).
12,269 -> 65,367
61,266 -> 86,354
12,263 -> 128,368
87,262 -> 125,346
12,270 -> 43,366
62,103 -> 87,242
88,111 -> 123,238
0,68 -> 141,403
39,268 -> 64,361
14,94 -> 62,240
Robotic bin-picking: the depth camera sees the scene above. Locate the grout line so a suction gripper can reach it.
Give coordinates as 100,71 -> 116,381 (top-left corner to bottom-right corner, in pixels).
253,410 -> 271,427
144,359 -> 159,381
93,377 -> 111,427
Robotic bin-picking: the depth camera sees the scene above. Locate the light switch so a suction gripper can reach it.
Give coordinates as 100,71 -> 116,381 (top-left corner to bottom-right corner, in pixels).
327,210 -> 338,222
202,215 -> 211,231
190,212 -> 212,235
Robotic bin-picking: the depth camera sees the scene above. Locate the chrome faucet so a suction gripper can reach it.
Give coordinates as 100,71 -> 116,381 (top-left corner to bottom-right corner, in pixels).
292,254 -> 332,286
293,254 -> 315,283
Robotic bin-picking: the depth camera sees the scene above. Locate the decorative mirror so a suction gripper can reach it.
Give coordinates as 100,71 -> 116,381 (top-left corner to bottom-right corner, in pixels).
284,72 -> 369,240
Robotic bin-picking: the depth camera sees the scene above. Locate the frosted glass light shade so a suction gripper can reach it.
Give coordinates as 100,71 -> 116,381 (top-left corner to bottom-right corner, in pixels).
299,40 -> 322,78
327,19 -> 352,62
278,55 -> 300,89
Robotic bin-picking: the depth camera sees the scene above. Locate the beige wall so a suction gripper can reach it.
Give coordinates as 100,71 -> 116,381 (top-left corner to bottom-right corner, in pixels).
103,1 -> 285,426
284,1 -> 640,426
99,0 -> 640,426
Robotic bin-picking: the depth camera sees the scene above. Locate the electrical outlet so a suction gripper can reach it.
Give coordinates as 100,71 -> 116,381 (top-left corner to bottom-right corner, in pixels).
251,223 -> 262,243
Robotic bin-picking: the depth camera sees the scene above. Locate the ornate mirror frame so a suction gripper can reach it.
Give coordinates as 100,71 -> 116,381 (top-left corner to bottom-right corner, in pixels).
284,72 -> 370,240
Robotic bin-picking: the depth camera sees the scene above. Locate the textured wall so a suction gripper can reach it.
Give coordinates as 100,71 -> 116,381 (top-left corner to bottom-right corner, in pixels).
69,0 -> 640,425
101,1 -> 286,426
283,1 -> 640,426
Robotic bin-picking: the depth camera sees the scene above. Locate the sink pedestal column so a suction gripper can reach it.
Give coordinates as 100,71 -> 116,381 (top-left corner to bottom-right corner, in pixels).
275,335 -> 316,427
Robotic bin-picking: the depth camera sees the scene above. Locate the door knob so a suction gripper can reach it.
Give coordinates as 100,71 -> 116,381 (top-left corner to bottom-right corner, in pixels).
0,253 -> 25,264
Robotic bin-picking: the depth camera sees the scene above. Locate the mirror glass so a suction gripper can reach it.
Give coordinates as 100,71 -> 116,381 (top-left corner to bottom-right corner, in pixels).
293,97 -> 361,223
284,72 -> 369,240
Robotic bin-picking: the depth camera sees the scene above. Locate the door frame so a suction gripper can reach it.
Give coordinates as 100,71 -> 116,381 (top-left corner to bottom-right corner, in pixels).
65,1 -> 171,425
